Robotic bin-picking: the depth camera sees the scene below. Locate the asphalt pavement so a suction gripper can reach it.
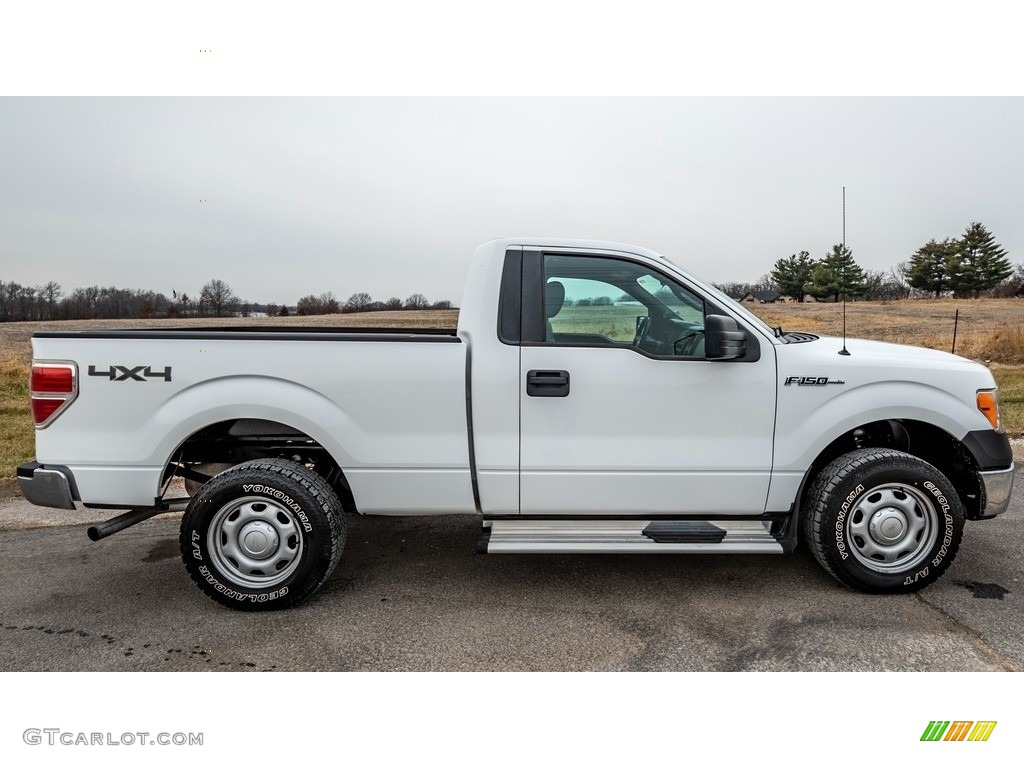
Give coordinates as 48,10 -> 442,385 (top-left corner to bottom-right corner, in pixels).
1,468 -> 1023,671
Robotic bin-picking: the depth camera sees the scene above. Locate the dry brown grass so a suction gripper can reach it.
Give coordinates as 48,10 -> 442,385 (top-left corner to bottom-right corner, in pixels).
748,298 -> 1024,363
995,366 -> 1024,438
0,356 -> 32,478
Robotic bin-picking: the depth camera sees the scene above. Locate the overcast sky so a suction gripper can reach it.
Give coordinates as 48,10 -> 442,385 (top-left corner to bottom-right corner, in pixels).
2,96 -> 1023,305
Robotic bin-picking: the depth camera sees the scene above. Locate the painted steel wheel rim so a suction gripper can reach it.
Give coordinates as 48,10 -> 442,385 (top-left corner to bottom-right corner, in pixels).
207,496 -> 304,588
845,482 -> 939,573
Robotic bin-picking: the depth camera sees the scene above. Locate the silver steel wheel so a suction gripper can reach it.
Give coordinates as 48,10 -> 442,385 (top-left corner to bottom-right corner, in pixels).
845,483 -> 938,573
207,495 -> 304,589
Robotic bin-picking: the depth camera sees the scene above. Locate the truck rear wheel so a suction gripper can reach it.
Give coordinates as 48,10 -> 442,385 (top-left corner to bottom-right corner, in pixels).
179,459 -> 344,610
803,449 -> 964,593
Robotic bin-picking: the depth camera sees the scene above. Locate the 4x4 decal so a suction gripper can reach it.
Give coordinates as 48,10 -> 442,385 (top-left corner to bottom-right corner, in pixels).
88,365 -> 172,382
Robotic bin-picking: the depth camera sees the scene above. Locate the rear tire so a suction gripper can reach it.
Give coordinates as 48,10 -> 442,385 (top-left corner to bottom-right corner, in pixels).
180,459 -> 344,611
803,449 -> 964,593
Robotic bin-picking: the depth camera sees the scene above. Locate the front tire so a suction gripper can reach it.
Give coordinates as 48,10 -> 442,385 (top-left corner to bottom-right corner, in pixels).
803,449 -> 964,593
180,459 -> 345,610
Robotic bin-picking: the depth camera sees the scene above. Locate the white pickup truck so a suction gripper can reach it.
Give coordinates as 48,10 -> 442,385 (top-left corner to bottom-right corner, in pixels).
18,238 -> 1015,610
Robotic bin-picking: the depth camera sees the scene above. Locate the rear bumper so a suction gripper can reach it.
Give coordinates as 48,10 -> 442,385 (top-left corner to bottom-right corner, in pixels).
979,464 -> 1015,518
16,462 -> 77,510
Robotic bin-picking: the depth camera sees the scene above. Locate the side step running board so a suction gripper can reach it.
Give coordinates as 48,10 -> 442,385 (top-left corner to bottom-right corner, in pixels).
478,519 -> 784,554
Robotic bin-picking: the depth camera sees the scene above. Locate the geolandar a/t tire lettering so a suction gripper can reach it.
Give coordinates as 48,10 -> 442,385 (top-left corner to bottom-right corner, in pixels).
803,448 -> 965,594
179,458 -> 344,611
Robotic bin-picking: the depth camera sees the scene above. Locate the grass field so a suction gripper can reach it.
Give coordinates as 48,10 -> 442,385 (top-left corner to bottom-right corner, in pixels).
748,298 -> 1024,364
0,356 -> 31,481
0,301 -> 1021,478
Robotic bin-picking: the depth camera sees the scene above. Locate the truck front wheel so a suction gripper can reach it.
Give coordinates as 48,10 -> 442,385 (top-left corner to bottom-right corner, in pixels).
179,459 -> 345,610
803,449 -> 964,593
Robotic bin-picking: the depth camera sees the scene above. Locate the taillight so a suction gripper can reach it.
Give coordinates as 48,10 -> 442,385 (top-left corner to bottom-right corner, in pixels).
31,365 -> 74,393
30,362 -> 78,428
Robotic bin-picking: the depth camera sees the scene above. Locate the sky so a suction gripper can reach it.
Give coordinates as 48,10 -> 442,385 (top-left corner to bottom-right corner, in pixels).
2,96 -> 1022,306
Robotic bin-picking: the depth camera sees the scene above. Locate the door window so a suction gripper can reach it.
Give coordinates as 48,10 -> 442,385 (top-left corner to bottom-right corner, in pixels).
543,255 -> 707,358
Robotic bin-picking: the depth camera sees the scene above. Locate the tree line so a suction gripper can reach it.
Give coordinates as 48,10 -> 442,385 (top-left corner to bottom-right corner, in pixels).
715,222 -> 1022,302
3,223 -> 1017,322
292,291 -> 452,316
0,277 -> 454,323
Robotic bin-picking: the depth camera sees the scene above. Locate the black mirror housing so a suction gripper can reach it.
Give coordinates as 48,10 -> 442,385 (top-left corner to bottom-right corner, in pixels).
705,314 -> 746,360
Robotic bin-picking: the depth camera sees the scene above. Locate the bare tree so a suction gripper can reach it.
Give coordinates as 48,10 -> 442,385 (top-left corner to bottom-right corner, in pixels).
889,262 -> 912,299
42,281 -> 62,320
344,292 -> 373,312
199,279 -> 238,317
319,292 -> 340,314
296,295 -> 322,316
404,293 -> 429,310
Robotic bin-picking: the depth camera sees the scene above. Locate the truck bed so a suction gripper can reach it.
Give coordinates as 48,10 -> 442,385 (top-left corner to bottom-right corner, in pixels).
29,326 -> 474,513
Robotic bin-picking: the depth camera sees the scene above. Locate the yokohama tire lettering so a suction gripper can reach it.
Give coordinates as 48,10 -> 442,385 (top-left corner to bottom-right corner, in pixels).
834,484 -> 864,560
242,484 -> 312,531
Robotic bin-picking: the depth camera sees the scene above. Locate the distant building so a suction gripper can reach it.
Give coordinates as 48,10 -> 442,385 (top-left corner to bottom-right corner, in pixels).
739,290 -> 793,304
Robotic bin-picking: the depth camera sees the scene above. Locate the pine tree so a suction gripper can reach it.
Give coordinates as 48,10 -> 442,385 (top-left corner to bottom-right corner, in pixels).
770,251 -> 815,302
947,222 -> 1013,298
808,244 -> 865,302
907,239 -> 954,298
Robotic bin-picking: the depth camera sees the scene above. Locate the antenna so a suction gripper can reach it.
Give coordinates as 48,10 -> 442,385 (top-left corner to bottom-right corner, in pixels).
838,186 -> 851,356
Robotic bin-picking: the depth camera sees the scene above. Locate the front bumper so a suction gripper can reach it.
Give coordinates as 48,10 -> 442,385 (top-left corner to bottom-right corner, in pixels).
16,462 -> 77,510
979,464 -> 1015,518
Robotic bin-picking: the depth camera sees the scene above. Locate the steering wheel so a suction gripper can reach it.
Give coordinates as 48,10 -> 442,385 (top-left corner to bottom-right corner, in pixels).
633,316 -> 651,348
675,330 -> 705,357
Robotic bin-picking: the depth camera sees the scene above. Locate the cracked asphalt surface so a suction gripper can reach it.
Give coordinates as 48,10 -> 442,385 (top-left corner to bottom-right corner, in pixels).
1,469 -> 1022,671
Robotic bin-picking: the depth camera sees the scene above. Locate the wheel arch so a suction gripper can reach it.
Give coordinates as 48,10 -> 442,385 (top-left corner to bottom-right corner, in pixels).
794,419 -> 983,524
145,376 -> 359,510
162,417 -> 357,513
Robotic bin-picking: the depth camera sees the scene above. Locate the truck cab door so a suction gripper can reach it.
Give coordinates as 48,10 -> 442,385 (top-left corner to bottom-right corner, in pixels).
517,249 -> 777,516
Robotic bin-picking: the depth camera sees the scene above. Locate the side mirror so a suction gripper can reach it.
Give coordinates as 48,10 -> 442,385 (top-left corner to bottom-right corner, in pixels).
705,314 -> 746,360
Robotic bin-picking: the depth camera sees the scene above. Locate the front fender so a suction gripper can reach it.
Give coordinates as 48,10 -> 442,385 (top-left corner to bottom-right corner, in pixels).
774,380 -> 990,473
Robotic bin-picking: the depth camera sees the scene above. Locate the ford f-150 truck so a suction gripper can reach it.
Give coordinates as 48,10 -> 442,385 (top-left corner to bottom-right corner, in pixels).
18,238 -> 1016,610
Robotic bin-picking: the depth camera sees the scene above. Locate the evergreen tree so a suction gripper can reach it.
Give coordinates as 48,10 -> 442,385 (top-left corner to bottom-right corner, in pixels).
770,251 -> 815,302
907,239 -> 954,297
808,244 -> 865,302
946,222 -> 1013,298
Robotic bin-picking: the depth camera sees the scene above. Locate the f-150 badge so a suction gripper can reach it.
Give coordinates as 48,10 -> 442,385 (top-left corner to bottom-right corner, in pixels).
784,376 -> 844,386
88,365 -> 172,382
